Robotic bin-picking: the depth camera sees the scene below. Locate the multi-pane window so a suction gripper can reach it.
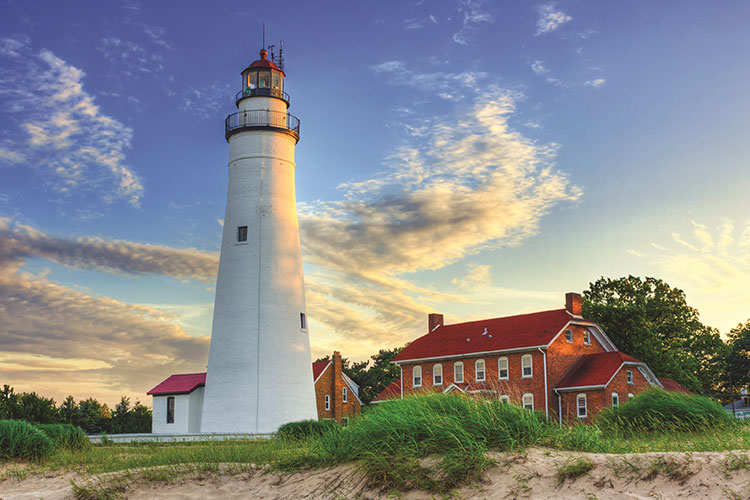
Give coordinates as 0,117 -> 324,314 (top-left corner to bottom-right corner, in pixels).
325,395 -> 331,411
521,354 -> 533,378
413,365 -> 422,387
498,357 -> 508,380
565,329 -> 573,343
237,226 -> 248,242
584,331 -> 591,345
577,393 -> 587,418
500,395 -> 510,403
627,369 -> 634,385
612,392 -> 619,407
166,396 -> 175,424
433,364 -> 443,385
343,387 -> 348,403
475,359 -> 485,381
522,393 -> 534,410
454,361 -> 464,383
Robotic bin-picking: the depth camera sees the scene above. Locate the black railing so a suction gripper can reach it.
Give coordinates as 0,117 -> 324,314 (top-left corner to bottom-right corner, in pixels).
225,110 -> 300,142
235,88 -> 290,104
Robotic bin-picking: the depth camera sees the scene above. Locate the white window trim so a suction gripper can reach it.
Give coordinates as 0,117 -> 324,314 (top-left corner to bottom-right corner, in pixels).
433,364 -> 443,386
627,369 -> 634,385
498,356 -> 509,380
521,354 -> 533,378
577,393 -> 587,418
500,394 -> 510,403
475,359 -> 486,382
454,361 -> 464,383
612,392 -> 619,407
343,387 -> 348,403
325,395 -> 330,411
628,393 -> 635,401
565,328 -> 573,343
413,365 -> 422,387
584,331 -> 591,345
522,393 -> 534,410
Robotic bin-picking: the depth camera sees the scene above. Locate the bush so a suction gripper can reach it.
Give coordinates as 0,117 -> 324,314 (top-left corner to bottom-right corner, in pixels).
597,388 -> 732,435
295,394 -> 552,491
35,423 -> 90,451
0,419 -> 54,461
277,419 -> 339,440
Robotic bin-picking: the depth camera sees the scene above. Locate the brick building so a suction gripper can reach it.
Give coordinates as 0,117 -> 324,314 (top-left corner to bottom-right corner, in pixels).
312,351 -> 362,424
374,292 -> 663,423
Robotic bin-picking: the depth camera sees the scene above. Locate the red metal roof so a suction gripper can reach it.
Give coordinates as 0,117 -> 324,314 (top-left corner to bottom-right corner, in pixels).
244,49 -> 284,75
393,309 -> 576,362
555,352 -> 641,389
147,373 -> 206,396
372,380 -> 401,402
659,377 -> 691,394
312,360 -> 331,381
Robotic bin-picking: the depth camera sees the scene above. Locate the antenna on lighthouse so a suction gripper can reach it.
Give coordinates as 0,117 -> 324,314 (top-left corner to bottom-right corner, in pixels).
277,40 -> 285,72
262,21 -> 266,49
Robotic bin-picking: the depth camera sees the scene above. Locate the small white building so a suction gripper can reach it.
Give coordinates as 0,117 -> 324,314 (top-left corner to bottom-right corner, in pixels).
147,373 -> 205,434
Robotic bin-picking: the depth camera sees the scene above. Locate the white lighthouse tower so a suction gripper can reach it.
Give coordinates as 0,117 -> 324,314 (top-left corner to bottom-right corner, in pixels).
200,47 -> 317,433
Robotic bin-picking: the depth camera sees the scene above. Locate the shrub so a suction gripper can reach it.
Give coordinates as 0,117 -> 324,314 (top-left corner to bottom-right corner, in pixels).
0,419 -> 54,461
276,419 -> 339,440
35,423 -> 90,451
597,388 -> 732,435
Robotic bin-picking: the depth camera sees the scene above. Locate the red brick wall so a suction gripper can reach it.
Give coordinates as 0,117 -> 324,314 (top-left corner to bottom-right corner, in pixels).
313,354 -> 362,424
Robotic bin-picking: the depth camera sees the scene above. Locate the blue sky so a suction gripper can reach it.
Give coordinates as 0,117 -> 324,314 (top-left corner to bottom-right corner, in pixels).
1,0 -> 749,405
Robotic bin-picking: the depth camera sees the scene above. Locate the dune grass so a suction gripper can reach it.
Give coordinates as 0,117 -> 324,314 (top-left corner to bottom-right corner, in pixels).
0,420 -> 54,461
35,423 -> 90,452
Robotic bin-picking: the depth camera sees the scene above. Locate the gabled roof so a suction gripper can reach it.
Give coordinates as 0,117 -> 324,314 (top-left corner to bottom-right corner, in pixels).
393,309 -> 581,363
147,373 -> 206,396
371,380 -> 401,403
555,352 -> 640,389
659,378 -> 691,394
312,360 -> 331,383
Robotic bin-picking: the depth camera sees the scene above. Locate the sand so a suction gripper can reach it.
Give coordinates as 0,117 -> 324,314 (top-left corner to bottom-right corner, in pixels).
1,448 -> 748,499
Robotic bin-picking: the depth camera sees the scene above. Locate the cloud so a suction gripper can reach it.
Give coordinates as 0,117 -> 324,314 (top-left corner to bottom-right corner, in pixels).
535,3 -> 572,36
626,249 -> 645,258
452,264 -> 492,288
298,88 -> 581,349
0,38 -> 144,207
530,60 -> 550,75
453,0 -> 493,45
584,78 -> 606,88
97,37 -> 165,78
169,81 -> 233,120
404,14 -> 437,30
370,60 -> 487,96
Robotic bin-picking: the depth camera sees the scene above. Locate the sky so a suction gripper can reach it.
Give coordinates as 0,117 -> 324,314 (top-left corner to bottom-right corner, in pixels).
0,0 -> 749,407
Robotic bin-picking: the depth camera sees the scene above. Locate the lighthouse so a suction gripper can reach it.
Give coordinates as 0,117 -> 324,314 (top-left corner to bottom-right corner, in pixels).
199,47 -> 317,433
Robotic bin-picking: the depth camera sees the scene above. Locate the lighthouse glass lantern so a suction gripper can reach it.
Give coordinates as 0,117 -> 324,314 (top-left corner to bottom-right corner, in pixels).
240,49 -> 284,100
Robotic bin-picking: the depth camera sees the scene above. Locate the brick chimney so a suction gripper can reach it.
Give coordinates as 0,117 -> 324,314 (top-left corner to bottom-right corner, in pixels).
428,313 -> 444,332
332,351 -> 344,423
565,292 -> 582,316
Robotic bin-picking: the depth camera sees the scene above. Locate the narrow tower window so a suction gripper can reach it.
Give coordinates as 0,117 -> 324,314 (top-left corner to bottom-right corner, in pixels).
166,396 -> 175,424
300,312 -> 307,330
237,226 -> 248,242
343,387 -> 348,403
325,395 -> 330,411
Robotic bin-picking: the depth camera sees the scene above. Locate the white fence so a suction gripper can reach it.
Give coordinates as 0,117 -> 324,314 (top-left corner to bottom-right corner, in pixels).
88,432 -> 273,444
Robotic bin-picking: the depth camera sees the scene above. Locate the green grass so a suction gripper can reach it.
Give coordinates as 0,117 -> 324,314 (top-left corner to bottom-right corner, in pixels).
34,423 -> 90,451
0,419 -> 54,461
277,418 -> 339,440
555,456 -> 594,485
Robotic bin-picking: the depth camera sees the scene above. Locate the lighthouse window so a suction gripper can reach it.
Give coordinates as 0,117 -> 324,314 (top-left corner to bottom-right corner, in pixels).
271,72 -> 280,93
166,397 -> 174,424
246,72 -> 256,89
237,226 -> 248,242
300,312 -> 307,330
258,70 -> 271,89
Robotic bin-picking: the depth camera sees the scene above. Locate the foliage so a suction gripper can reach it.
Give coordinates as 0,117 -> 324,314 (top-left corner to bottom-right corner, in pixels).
597,388 -> 732,435
555,456 -> 594,484
111,397 -> 151,434
34,423 -> 90,451
315,346 -> 404,405
726,319 -> 750,392
0,419 -> 54,461
276,419 -> 339,440
582,276 -> 728,394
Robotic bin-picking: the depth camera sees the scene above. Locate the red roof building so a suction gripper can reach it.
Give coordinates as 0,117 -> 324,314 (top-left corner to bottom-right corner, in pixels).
312,351 -> 362,424
147,373 -> 206,396
376,292 -> 664,423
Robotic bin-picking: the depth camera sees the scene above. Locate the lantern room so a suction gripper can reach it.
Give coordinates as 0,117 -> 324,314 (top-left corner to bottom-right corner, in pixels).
238,48 -> 287,104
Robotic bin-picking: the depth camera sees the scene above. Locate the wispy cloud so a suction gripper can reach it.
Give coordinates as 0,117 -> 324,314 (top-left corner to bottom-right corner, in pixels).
535,3 -> 572,36
97,37 -> 165,78
370,60 -> 487,97
584,78 -> 606,88
170,82 -> 233,120
0,38 -> 144,207
404,14 -> 437,30
453,0 -> 493,45
452,264 -> 492,288
530,60 -> 550,75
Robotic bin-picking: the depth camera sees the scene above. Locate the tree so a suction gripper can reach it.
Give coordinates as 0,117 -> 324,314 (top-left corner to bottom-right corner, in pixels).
59,395 -> 77,424
18,392 -> 59,424
726,319 -> 750,392
74,398 -> 112,434
0,384 -> 21,420
582,276 -> 727,394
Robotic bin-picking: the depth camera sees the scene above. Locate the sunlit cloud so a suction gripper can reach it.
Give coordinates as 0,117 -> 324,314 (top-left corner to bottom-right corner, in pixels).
535,3 -> 572,36
0,38 -> 144,207
451,264 -> 492,288
584,78 -> 606,88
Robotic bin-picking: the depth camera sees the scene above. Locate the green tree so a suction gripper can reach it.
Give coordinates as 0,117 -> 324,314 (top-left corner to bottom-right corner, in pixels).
59,395 -> 77,424
128,401 -> 152,433
315,347 -> 404,405
74,398 -> 112,434
582,276 -> 727,394
726,319 -> 750,392
18,392 -> 59,424
0,384 -> 21,420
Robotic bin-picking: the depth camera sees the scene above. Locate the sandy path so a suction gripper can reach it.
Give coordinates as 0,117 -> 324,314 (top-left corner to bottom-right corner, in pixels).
1,448 -> 748,499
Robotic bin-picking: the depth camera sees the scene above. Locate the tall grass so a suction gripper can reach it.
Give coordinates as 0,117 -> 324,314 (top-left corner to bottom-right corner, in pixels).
34,423 -> 90,451
0,420 -> 54,461
597,388 -> 732,435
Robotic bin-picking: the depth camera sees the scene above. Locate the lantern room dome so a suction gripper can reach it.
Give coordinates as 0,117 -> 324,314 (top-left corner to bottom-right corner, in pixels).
237,48 -> 288,107
243,49 -> 284,75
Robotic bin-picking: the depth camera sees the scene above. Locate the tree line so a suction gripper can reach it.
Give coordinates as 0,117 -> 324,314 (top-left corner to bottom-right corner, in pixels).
329,276 -> 749,405
0,387 -> 151,434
